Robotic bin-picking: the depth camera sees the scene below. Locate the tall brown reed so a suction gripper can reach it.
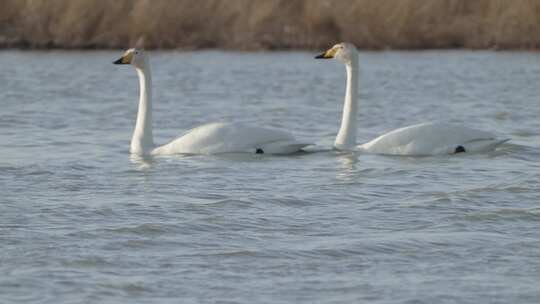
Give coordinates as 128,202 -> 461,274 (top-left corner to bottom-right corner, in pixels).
1,0 -> 540,49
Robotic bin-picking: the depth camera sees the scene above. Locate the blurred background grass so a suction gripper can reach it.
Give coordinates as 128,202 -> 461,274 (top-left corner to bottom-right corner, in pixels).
1,0 -> 540,50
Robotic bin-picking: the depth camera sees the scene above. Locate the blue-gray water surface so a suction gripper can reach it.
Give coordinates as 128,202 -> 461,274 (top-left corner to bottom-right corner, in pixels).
1,50 -> 540,303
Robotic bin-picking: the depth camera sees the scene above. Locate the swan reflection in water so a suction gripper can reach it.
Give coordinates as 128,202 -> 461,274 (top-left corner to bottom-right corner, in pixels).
129,154 -> 155,170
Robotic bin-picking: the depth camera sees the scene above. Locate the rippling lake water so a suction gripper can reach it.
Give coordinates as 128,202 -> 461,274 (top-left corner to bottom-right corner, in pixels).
1,50 -> 540,303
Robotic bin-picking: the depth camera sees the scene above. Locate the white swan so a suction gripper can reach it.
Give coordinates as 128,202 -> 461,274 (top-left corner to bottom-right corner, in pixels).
315,43 -> 508,155
113,49 -> 309,155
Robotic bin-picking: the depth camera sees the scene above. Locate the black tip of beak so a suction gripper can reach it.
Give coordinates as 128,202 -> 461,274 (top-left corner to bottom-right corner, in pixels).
315,53 -> 327,59
113,58 -> 124,65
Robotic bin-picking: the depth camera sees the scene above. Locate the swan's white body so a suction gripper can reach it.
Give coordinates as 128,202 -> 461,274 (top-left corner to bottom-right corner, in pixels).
357,122 -> 508,155
317,43 -> 507,155
114,49 -> 308,155
152,122 -> 307,155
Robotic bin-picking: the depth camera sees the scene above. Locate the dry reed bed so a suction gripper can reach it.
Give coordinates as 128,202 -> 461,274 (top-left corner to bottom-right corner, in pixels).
1,0 -> 540,49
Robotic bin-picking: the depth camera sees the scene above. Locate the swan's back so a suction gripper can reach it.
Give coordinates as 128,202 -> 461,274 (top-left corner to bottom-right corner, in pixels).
358,122 -> 506,155
152,122 -> 306,155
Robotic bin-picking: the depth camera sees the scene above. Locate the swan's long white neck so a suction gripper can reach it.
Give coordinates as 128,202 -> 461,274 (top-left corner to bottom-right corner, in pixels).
335,56 -> 359,150
131,61 -> 154,154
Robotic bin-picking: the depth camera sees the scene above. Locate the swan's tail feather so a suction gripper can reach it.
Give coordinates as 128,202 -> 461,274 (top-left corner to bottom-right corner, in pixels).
463,138 -> 509,153
259,141 -> 312,154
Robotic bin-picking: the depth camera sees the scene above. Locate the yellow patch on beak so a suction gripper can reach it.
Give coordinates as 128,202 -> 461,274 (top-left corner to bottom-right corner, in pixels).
113,52 -> 134,65
121,52 -> 134,64
324,47 -> 338,58
315,47 -> 338,59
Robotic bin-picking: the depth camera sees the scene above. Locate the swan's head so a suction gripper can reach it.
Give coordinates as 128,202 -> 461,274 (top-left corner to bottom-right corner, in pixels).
113,48 -> 147,68
315,42 -> 358,64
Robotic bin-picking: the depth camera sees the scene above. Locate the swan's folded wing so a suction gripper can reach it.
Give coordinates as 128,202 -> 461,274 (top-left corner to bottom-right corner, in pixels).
152,122 -> 307,155
258,141 -> 311,154
357,122 -> 506,155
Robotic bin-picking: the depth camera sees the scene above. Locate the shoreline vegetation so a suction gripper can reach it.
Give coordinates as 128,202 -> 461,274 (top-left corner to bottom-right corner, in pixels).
2,0 -> 540,50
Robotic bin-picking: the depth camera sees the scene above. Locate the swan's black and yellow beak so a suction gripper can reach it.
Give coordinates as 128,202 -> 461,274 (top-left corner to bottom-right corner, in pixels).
315,47 -> 337,59
113,52 -> 133,65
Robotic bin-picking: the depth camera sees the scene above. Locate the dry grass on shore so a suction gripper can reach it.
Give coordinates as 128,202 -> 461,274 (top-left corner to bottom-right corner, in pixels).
1,0 -> 540,50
